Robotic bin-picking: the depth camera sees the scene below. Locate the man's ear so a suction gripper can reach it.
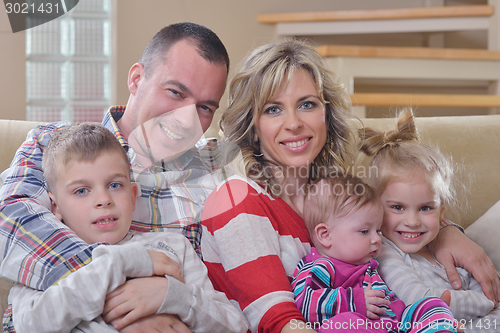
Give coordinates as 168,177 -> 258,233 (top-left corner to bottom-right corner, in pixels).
128,63 -> 145,95
314,223 -> 333,249
48,192 -> 63,221
130,183 -> 139,212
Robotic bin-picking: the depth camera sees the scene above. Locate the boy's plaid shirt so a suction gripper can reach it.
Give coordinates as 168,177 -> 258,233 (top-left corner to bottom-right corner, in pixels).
0,106 -> 220,290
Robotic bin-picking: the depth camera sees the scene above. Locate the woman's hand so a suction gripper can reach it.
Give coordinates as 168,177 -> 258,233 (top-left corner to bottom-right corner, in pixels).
431,225 -> 500,305
103,276 -> 169,330
147,250 -> 184,282
116,313 -> 192,333
364,283 -> 390,319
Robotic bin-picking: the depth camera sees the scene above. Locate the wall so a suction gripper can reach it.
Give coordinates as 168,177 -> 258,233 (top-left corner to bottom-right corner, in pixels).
0,0 -> 489,123
0,9 -> 25,120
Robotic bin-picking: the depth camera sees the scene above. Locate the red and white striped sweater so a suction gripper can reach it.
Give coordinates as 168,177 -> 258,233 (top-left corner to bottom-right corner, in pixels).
202,175 -> 312,333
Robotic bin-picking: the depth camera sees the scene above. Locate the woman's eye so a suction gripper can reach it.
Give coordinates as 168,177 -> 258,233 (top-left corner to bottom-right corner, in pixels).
263,106 -> 281,115
300,101 -> 317,110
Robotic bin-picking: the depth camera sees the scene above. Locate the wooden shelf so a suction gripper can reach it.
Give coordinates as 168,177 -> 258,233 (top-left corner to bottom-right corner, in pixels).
258,5 -> 493,23
316,45 -> 500,61
350,93 -> 500,108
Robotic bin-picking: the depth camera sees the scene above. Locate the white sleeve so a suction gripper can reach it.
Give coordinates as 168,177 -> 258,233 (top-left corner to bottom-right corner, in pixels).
155,233 -> 248,333
378,241 -> 494,320
10,242 -> 153,333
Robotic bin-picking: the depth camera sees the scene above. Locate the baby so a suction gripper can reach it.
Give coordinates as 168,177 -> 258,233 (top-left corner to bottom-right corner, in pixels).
291,175 -> 458,332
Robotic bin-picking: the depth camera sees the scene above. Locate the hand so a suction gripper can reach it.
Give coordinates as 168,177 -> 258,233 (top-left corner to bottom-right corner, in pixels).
431,225 -> 500,306
103,276 -> 169,330
440,289 -> 451,307
116,313 -> 192,333
364,283 -> 390,320
147,250 -> 184,282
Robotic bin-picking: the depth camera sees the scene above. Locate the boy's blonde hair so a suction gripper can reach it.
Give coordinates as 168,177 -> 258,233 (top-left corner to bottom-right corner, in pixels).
304,175 -> 380,235
42,122 -> 129,192
359,108 -> 456,211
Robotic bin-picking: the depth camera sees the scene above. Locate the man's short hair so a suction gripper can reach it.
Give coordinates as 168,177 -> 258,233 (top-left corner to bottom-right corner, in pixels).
42,122 -> 129,192
139,22 -> 230,78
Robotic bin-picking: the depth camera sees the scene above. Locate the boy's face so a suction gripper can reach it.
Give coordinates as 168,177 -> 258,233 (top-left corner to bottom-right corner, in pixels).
317,202 -> 383,265
49,151 -> 138,245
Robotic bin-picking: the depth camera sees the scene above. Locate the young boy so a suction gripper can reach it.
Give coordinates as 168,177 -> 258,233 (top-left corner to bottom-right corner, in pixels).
291,175 -> 458,332
7,123 -> 247,333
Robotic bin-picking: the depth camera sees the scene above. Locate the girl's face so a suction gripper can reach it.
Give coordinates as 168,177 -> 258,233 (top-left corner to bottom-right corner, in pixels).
380,172 -> 445,256
253,69 -> 328,171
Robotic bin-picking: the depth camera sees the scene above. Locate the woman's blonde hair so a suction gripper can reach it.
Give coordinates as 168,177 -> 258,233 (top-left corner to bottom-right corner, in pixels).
359,108 -> 456,210
220,39 -> 352,196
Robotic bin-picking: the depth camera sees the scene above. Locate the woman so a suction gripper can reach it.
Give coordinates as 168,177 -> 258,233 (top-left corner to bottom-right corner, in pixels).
201,39 -> 499,333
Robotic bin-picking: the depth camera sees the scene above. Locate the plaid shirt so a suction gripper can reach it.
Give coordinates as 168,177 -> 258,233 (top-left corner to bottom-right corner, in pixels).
0,106 -> 220,291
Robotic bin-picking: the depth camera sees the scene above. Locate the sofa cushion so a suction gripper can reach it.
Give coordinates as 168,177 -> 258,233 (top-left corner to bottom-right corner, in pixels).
466,200 -> 500,275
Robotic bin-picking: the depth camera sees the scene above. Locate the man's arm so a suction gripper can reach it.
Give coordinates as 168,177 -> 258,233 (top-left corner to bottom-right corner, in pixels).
0,122 -> 96,290
9,242 -> 153,333
103,233 -> 248,333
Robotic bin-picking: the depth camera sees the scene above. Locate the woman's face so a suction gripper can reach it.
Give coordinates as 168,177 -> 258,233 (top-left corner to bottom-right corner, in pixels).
254,69 -> 328,172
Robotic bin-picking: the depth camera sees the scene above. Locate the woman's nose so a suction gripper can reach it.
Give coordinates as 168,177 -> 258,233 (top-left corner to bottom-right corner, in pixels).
283,110 -> 303,131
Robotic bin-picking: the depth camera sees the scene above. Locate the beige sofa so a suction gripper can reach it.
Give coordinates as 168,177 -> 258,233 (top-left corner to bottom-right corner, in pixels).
0,116 -> 499,315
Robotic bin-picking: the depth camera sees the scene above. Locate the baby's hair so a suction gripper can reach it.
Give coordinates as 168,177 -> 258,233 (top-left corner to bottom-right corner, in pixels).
304,175 -> 380,235
358,108 -> 455,210
42,122 -> 129,192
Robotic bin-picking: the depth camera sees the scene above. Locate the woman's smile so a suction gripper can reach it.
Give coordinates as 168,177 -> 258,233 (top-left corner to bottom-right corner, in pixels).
254,69 -> 327,169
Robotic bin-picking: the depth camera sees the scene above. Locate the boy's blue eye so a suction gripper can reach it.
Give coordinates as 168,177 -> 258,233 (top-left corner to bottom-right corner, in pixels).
360,230 -> 368,234
75,188 -> 88,195
109,182 -> 122,190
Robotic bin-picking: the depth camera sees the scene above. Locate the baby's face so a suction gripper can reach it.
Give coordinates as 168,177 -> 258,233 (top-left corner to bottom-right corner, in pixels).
321,202 -> 383,265
49,151 -> 137,245
380,174 -> 444,255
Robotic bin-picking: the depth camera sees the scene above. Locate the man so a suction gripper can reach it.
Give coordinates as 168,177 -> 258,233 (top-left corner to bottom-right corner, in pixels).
0,22 -> 229,332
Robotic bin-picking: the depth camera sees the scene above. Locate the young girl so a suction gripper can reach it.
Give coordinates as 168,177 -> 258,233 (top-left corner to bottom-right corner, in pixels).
291,175 -> 458,333
360,108 -> 500,333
